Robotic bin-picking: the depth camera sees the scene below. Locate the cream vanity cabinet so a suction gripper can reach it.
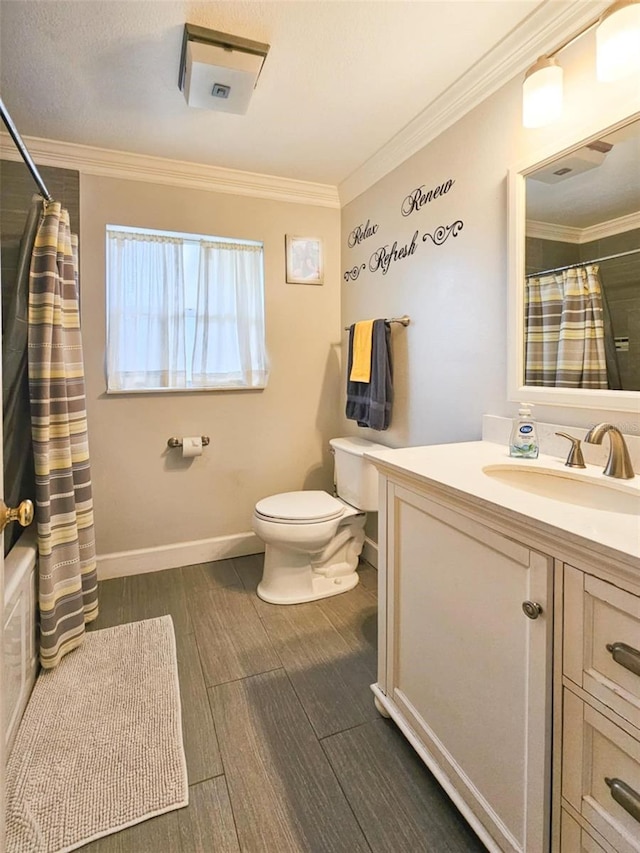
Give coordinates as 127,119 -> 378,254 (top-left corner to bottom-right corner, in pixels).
561,563 -> 640,853
372,473 -> 553,853
369,453 -> 640,853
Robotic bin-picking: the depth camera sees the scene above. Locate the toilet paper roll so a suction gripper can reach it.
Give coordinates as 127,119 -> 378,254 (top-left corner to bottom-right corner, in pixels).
182,436 -> 203,458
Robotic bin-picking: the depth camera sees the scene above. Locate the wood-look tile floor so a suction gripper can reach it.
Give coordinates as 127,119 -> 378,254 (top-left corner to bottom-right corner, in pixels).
82,555 -> 487,853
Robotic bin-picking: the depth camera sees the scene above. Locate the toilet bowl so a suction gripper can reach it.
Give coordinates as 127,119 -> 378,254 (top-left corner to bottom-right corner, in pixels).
252,437 -> 386,605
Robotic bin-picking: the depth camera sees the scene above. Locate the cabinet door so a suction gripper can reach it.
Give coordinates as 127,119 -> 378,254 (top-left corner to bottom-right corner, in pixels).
384,483 -> 552,853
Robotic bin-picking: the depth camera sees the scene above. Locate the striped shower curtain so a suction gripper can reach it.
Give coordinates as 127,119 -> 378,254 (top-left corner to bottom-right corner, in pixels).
524,264 -> 608,389
28,201 -> 98,669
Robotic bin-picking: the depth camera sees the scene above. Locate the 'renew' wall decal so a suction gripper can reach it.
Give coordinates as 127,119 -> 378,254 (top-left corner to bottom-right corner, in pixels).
343,263 -> 367,282
342,219 -> 464,280
401,178 -> 455,217
347,219 -> 379,248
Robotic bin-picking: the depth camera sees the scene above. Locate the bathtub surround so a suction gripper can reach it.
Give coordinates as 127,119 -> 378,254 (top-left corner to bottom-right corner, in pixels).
0,159 -> 79,554
5,616 -> 188,852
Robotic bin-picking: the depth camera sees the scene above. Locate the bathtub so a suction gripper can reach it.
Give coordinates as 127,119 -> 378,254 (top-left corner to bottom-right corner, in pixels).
4,528 -> 38,755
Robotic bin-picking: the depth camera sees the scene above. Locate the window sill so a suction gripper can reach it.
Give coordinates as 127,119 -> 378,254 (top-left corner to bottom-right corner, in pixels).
105,385 -> 267,395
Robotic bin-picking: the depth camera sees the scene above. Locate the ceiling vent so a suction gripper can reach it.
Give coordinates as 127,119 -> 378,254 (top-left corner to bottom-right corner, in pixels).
178,24 -> 269,115
529,141 -> 613,184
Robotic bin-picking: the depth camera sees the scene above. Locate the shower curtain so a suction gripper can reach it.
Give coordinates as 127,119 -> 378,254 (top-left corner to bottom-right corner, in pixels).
2,196 -> 41,555
525,264 -> 608,389
28,201 -> 98,668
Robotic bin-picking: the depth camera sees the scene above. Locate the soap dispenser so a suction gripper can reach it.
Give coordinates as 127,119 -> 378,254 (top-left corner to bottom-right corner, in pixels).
509,404 -> 539,459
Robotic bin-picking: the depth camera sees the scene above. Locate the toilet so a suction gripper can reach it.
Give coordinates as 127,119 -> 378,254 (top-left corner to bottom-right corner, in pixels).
252,436 -> 386,604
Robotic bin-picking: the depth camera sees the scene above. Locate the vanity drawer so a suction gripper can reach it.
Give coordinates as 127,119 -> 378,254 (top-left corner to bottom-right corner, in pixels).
564,566 -> 640,730
561,809 -> 612,852
562,689 -> 640,853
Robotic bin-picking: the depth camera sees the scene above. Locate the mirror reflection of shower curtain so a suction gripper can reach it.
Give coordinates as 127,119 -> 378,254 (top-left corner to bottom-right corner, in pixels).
599,272 -> 622,390
2,196 -> 42,555
525,265 -> 608,389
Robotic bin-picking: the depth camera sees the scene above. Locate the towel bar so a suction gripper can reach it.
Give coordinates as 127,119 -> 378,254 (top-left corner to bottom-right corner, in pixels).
343,315 -> 410,331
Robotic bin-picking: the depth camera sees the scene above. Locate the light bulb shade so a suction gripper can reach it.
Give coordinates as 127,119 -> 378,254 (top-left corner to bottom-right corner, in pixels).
522,58 -> 563,128
596,0 -> 640,81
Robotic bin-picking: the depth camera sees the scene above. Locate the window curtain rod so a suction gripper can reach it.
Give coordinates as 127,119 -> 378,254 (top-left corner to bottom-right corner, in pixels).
0,96 -> 52,202
526,247 -> 640,278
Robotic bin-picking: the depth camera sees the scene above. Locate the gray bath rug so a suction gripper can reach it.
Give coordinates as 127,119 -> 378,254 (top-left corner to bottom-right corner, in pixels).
6,615 -> 188,853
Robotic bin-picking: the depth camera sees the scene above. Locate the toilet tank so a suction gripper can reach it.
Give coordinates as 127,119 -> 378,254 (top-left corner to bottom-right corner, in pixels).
329,436 -> 388,511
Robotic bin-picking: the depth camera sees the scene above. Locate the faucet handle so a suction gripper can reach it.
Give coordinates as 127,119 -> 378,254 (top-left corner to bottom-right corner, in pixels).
556,432 -> 586,469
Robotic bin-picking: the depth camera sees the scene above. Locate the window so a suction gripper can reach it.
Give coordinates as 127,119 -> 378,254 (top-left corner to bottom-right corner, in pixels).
106,226 -> 268,392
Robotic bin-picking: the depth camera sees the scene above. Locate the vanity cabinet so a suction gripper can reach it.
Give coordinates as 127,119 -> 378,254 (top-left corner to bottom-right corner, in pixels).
373,477 -> 553,853
370,454 -> 640,853
561,565 -> 640,853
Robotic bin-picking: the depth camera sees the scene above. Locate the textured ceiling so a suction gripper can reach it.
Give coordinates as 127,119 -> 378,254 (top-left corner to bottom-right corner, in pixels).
0,0 -> 548,186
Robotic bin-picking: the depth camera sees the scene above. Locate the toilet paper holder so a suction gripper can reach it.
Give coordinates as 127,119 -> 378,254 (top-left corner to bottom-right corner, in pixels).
167,436 -> 210,449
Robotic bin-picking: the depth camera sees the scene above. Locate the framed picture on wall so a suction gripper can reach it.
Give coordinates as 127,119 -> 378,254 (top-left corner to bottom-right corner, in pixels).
285,235 -> 324,285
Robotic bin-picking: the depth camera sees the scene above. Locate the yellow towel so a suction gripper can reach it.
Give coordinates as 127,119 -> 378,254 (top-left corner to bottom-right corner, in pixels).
349,320 -> 374,383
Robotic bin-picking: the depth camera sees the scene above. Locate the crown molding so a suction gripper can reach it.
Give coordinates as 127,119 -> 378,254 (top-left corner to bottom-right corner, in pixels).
338,0 -> 610,206
526,220 -> 583,242
581,210 -> 640,243
0,132 -> 340,209
527,210 -> 640,243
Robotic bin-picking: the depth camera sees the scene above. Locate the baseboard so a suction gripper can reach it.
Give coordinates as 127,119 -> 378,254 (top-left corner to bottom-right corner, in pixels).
362,536 -> 378,570
97,532 -> 264,579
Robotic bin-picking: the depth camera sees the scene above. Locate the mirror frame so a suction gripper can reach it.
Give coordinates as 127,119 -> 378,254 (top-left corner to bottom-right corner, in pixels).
508,109 -> 640,413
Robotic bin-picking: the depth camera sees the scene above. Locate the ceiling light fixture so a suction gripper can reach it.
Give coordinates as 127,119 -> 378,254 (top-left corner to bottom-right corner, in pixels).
522,0 -> 640,128
178,24 -> 270,115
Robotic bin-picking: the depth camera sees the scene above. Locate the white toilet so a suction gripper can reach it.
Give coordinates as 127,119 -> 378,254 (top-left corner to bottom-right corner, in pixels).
252,436 -> 386,604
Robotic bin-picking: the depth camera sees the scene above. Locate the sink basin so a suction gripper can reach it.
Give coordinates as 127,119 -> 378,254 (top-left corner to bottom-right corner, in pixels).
482,464 -> 640,515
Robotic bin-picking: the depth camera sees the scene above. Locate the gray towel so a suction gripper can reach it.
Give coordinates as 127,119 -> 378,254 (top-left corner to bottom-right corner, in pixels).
345,319 -> 393,430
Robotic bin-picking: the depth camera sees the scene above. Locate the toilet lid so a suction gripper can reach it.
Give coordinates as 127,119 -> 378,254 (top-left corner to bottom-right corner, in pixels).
255,491 -> 345,523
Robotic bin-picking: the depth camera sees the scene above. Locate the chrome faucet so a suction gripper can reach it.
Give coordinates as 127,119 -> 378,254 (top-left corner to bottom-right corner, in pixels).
583,424 -> 635,479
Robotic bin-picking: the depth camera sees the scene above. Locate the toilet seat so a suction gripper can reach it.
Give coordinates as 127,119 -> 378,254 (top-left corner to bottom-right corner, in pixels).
255,491 -> 345,524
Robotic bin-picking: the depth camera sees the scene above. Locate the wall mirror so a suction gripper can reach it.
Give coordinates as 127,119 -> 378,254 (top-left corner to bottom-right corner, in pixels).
508,111 -> 640,412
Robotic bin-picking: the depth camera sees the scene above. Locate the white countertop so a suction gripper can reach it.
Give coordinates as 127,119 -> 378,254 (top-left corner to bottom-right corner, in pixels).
365,441 -> 640,566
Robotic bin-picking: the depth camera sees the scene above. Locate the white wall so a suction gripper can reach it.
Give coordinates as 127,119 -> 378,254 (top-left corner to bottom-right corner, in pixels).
80,175 -> 341,557
339,30 -> 640,450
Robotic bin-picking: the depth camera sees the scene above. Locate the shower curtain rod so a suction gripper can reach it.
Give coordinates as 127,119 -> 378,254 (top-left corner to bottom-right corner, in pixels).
0,96 -> 52,202
526,247 -> 640,278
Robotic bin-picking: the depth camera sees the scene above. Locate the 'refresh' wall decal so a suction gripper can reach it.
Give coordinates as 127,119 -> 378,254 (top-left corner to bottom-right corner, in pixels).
343,219 -> 464,281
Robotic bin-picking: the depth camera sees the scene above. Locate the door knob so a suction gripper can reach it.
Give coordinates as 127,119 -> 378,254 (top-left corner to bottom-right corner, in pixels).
0,498 -> 34,532
522,601 -> 543,619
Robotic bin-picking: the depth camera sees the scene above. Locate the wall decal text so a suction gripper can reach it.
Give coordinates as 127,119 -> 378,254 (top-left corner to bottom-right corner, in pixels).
342,219 -> 464,281
343,264 -> 367,282
369,230 -> 419,276
348,219 -> 379,248
422,220 -> 464,246
401,178 -> 455,217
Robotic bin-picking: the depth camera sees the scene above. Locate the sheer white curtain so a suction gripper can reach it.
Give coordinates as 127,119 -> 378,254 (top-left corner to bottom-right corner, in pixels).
107,231 -> 186,391
191,241 -> 268,388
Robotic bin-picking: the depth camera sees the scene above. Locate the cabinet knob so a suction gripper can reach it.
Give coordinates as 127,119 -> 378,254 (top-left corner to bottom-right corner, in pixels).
522,601 -> 542,620
0,498 -> 34,533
